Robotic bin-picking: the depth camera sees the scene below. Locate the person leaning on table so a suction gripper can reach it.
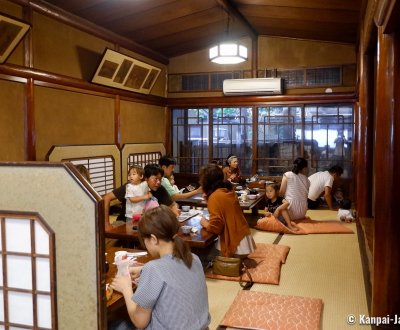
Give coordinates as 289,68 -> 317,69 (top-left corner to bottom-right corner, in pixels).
199,163 -> 255,259
103,164 -> 180,226
158,155 -> 203,200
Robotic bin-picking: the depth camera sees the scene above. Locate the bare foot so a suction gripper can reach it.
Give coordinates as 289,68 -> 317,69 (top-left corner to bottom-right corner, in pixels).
288,222 -> 299,231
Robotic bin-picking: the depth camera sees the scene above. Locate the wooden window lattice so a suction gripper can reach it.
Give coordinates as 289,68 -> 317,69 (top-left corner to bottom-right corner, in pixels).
0,213 -> 55,329
127,152 -> 162,172
68,156 -> 115,195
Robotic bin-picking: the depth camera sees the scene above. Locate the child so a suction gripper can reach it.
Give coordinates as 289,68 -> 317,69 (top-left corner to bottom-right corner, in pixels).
337,198 -> 355,223
109,205 -> 210,330
260,183 -> 298,231
168,174 -> 181,193
125,165 -> 152,221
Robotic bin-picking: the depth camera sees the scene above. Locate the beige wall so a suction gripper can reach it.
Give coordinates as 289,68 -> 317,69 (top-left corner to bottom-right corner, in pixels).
0,2 -> 167,162
258,36 -> 356,68
168,36 -> 356,96
0,0 -> 25,65
120,101 -> 165,145
34,87 -> 115,160
168,36 -> 252,73
0,80 -> 25,161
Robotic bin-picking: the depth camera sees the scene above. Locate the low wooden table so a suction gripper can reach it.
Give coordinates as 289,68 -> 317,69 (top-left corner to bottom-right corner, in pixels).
105,214 -> 217,249
176,191 -> 265,216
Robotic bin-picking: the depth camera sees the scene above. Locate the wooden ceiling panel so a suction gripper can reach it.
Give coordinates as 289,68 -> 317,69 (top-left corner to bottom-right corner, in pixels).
239,5 -> 359,24
131,9 -> 224,43
102,0 -> 218,33
233,0 -> 361,12
40,0 -> 362,59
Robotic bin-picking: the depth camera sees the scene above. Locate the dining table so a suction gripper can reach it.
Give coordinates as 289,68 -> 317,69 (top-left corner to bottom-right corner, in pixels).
105,211 -> 218,249
175,189 -> 266,216
106,246 -> 152,312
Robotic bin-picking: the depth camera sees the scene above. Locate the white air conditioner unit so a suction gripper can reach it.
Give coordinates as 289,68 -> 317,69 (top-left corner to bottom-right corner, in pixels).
223,78 -> 283,95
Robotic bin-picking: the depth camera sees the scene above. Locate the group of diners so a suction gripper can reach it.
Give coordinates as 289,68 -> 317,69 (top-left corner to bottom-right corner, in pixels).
105,156 -> 257,330
259,157 -> 344,231
102,155 -> 344,330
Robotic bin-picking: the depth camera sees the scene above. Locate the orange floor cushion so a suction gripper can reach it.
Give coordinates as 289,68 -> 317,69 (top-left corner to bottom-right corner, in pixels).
255,215 -> 354,235
221,290 -> 323,330
206,243 -> 290,285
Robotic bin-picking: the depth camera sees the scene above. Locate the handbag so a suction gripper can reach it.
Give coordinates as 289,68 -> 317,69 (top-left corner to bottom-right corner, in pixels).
212,256 -> 241,277
210,256 -> 254,289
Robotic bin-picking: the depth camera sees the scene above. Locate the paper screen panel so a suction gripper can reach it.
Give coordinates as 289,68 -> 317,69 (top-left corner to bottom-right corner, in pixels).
5,218 -> 31,253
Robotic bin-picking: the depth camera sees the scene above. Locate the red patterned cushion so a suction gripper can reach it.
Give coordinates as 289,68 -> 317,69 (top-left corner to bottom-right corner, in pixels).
255,215 -> 353,234
221,290 -> 323,330
206,243 -> 290,285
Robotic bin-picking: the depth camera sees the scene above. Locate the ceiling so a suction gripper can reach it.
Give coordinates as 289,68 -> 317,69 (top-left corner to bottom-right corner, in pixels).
43,0 -> 363,59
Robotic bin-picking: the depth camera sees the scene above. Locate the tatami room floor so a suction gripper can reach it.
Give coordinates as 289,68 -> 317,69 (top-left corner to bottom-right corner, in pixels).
206,209 -> 371,330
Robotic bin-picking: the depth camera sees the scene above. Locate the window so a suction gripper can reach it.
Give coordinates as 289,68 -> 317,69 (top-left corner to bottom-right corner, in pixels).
0,213 -> 55,329
172,103 -> 354,178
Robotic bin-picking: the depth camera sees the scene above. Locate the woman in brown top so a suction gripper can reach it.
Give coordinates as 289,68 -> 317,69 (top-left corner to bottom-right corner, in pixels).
199,164 -> 255,257
222,154 -> 242,183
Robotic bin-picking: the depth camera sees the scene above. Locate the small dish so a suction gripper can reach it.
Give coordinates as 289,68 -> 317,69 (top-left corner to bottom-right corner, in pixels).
181,205 -> 191,212
181,225 -> 192,234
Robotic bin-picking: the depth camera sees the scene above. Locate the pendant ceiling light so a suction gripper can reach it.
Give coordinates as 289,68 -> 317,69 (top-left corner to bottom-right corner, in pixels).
209,14 -> 248,64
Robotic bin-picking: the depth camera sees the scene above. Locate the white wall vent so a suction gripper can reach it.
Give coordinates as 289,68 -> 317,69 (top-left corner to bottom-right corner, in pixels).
223,78 -> 283,95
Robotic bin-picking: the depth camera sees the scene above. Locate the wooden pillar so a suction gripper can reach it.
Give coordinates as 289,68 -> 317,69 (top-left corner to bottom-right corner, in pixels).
114,95 -> 121,148
356,49 -> 374,217
372,26 -> 400,319
23,6 -> 36,161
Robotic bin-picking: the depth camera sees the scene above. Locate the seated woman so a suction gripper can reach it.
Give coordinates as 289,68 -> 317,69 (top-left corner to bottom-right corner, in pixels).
109,205 -> 210,330
222,154 -> 242,184
279,157 -> 310,221
200,164 -> 256,258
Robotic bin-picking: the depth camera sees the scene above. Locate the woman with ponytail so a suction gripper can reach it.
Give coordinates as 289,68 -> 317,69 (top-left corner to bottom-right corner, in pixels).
279,157 -> 310,220
199,164 -> 255,258
109,205 -> 210,330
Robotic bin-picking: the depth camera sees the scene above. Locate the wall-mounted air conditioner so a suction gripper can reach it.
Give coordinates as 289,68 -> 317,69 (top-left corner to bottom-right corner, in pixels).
223,78 -> 283,95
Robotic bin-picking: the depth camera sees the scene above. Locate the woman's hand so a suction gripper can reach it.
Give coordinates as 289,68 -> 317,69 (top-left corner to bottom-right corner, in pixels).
129,266 -> 143,280
110,274 -> 134,295
200,217 -> 209,229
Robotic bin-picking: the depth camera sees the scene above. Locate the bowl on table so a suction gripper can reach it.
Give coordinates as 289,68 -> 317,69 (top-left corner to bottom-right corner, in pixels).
247,194 -> 257,200
181,225 -> 192,234
181,205 -> 191,212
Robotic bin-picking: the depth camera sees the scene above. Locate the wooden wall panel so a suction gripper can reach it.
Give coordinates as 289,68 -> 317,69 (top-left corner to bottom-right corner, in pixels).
32,12 -> 114,80
0,79 -> 25,161
120,101 -> 165,145
34,87 -> 114,160
373,26 -> 400,319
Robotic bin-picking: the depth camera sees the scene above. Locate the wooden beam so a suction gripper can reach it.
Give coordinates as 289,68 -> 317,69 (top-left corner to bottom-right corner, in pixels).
215,0 -> 258,39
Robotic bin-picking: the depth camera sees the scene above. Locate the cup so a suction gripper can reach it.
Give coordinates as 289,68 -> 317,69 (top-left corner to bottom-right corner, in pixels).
182,205 -> 190,212
114,251 -> 128,263
241,193 -> 248,202
116,259 -> 130,277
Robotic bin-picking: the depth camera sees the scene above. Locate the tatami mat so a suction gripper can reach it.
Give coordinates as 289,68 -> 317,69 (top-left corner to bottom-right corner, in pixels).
251,210 -> 370,330
206,210 -> 370,330
206,279 -> 244,330
250,227 -> 280,244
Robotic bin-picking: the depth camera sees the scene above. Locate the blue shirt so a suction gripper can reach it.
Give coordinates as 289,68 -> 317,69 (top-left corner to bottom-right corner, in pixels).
133,254 -> 210,330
